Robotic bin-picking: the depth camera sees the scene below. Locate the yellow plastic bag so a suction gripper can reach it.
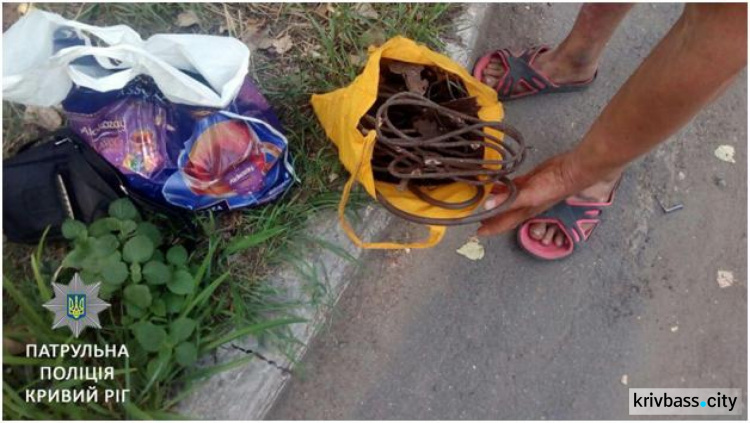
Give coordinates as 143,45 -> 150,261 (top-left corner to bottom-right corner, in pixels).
311,36 -> 504,250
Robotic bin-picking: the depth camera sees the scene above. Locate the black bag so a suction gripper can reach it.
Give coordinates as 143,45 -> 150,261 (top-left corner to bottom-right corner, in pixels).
3,130 -> 192,244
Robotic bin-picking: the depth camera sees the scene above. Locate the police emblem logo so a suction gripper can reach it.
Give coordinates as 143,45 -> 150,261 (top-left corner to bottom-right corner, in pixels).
43,273 -> 110,338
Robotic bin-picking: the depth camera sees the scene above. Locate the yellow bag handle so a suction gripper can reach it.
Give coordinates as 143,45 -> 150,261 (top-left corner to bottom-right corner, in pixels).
337,136 -> 446,250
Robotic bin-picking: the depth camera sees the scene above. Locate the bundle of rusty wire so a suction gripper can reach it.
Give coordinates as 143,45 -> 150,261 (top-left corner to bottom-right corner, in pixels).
357,59 -> 526,225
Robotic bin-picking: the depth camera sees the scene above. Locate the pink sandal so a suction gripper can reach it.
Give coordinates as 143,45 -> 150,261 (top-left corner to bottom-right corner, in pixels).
517,182 -> 619,260
473,46 -> 597,101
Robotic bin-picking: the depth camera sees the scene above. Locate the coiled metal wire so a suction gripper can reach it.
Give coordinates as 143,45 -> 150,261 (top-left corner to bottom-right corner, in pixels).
365,91 -> 526,226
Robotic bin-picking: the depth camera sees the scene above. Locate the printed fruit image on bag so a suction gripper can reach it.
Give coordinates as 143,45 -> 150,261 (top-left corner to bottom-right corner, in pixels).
181,119 -> 262,197
162,112 -> 294,211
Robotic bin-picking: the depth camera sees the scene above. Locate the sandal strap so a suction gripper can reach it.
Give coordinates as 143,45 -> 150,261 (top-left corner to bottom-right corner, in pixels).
536,201 -> 605,246
479,46 -> 596,100
495,46 -> 554,98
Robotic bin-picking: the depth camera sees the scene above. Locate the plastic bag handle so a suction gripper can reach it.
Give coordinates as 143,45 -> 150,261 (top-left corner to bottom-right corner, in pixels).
337,135 -> 446,250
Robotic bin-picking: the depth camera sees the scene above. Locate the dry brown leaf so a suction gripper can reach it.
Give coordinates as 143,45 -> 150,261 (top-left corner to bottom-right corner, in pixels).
314,3 -> 333,18
389,62 -> 427,94
176,10 -> 200,28
272,34 -> 293,55
24,106 -> 62,131
240,29 -> 259,49
354,3 -> 379,20
241,23 -> 273,52
243,19 -> 264,37
349,54 -> 366,67
359,26 -> 386,48
257,36 -> 275,50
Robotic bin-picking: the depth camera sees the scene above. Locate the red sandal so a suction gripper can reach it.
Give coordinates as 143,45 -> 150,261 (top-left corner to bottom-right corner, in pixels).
517,181 -> 619,260
473,46 -> 597,101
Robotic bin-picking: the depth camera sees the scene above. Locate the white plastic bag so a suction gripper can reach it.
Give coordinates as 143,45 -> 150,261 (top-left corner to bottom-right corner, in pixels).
2,10 -> 250,108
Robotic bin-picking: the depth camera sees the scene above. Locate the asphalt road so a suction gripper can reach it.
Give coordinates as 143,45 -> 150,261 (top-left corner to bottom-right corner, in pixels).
268,3 -> 747,419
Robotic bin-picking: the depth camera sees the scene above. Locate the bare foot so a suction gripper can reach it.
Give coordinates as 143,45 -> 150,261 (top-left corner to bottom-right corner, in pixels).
527,176 -> 619,247
481,48 -> 598,95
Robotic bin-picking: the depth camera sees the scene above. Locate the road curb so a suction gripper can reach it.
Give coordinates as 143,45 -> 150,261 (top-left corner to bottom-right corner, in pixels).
178,206 -> 392,419
177,5 -> 488,419
444,3 -> 490,69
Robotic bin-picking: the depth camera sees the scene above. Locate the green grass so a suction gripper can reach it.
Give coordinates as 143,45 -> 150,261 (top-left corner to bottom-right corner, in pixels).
2,2 -> 459,419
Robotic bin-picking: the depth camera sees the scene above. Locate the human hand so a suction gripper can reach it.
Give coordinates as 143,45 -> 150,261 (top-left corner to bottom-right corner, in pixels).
477,152 -> 583,237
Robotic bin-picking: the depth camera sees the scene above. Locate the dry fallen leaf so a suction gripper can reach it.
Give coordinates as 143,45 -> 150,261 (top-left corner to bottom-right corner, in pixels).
456,237 -> 485,261
176,10 -> 200,28
714,145 -> 736,163
241,23 -> 274,52
314,3 -> 328,18
24,106 -> 62,131
349,54 -> 366,67
315,3 -> 336,18
354,3 -> 379,20
256,35 -> 275,50
305,47 -> 322,59
389,62 -> 427,94
359,26 -> 386,47
717,270 -> 734,288
272,34 -> 293,55
243,20 -> 264,38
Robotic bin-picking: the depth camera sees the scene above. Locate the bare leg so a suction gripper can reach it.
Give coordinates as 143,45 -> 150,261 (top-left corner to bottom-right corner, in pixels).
479,3 -> 747,242
483,4 -> 634,92
528,3 -> 747,246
